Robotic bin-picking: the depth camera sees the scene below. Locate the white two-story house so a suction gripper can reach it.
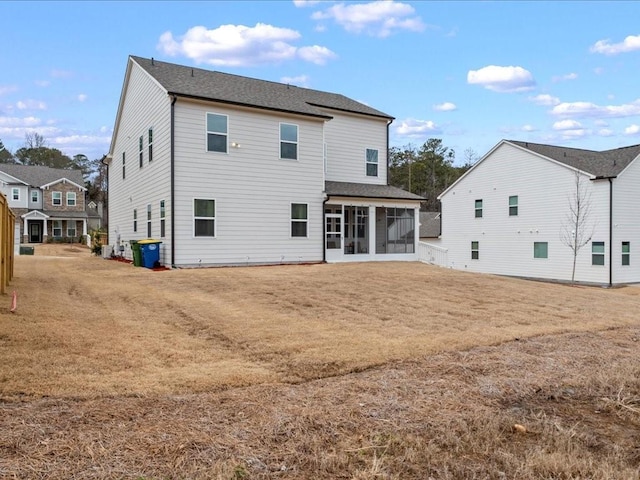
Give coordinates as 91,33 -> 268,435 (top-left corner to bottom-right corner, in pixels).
0,164 -> 88,244
437,139 -> 640,285
106,56 -> 422,267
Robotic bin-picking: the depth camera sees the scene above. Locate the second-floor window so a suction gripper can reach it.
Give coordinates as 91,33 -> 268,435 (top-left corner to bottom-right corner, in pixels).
148,127 -> 153,162
475,199 -> 483,218
67,192 -> 76,206
139,135 -> 144,168
206,113 -> 228,153
52,192 -> 62,206
31,190 -> 39,203
366,148 -> 378,177
11,188 -> 19,201
280,123 -> 298,160
509,195 -> 518,216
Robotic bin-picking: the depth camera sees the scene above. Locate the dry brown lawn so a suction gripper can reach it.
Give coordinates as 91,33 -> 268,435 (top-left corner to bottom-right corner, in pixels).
0,244 -> 639,479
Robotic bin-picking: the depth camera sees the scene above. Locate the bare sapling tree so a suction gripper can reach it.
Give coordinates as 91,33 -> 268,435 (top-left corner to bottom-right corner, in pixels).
560,171 -> 596,283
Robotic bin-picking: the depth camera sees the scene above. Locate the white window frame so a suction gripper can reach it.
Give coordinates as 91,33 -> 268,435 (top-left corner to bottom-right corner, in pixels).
509,195 -> 518,216
206,113 -> 228,153
147,204 -> 152,238
533,241 -> 548,259
52,191 -> 62,206
31,190 -> 39,203
291,202 -> 308,238
139,135 -> 144,168
280,123 -> 298,160
67,192 -> 76,206
471,241 -> 479,260
592,241 -> 605,266
52,220 -> 62,237
193,198 -> 216,237
160,200 -> 165,238
11,188 -> 19,201
366,148 -> 379,177
67,221 -> 77,238
475,199 -> 483,218
622,241 -> 630,266
148,127 -> 153,162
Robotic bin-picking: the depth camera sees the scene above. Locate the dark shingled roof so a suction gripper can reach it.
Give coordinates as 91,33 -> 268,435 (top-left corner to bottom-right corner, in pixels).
419,212 -> 441,238
131,56 -> 393,120
508,140 -> 640,177
325,181 -> 423,201
0,164 -> 85,188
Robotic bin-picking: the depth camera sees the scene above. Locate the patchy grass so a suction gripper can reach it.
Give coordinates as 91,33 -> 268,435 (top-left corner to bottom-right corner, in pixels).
0,245 -> 639,478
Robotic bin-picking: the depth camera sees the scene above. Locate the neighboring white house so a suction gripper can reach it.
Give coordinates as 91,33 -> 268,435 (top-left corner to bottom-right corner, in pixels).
436,139 -> 640,286
0,164 -> 88,244
106,56 -> 422,267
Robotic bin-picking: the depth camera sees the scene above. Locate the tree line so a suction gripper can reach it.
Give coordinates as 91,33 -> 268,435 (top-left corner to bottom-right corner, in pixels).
0,133 -> 107,209
388,138 -> 477,211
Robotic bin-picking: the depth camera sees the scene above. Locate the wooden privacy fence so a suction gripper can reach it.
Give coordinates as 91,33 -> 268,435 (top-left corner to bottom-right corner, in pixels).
0,192 -> 15,294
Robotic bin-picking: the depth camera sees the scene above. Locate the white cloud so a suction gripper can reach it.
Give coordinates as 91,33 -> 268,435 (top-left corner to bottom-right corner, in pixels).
624,124 -> 640,135
530,94 -> 560,106
597,128 -> 614,137
552,72 -> 578,82
311,1 -> 425,37
297,45 -> 337,64
553,119 -> 582,131
77,94 -> 88,102
560,129 -> 588,139
551,99 -> 640,118
467,65 -> 536,93
0,116 -> 43,128
157,23 -> 336,67
35,80 -> 50,88
521,124 -> 537,132
433,102 -> 457,112
280,75 -> 310,87
293,0 -> 322,6
16,99 -> 47,110
395,118 -> 441,137
594,119 -> 609,127
590,34 -> 640,55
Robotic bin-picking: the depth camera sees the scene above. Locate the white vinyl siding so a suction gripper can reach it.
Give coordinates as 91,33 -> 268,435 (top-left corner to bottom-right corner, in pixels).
323,110 -> 388,184
107,59 -> 172,265
172,99 -> 324,265
439,142 -> 610,283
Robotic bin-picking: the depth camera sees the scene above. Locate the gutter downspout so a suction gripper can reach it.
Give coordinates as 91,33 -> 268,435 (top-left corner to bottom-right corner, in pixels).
386,119 -> 392,185
170,94 -> 177,268
322,194 -> 329,263
608,177 -> 613,288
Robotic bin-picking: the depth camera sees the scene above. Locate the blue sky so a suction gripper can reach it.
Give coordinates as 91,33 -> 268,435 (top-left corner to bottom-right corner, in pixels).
2,0 -> 640,164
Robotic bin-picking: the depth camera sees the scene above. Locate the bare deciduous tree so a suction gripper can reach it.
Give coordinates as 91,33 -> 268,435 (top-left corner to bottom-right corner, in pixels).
560,171 -> 596,283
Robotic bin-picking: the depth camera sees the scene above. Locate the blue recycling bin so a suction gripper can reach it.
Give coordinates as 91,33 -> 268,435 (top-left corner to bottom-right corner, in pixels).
138,239 -> 162,269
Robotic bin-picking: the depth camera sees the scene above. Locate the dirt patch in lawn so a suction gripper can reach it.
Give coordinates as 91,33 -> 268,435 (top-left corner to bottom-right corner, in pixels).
0,245 -> 638,478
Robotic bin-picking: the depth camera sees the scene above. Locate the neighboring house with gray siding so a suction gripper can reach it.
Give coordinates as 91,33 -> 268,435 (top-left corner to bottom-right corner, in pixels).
0,164 -> 88,244
106,56 -> 422,267
437,139 -> 640,285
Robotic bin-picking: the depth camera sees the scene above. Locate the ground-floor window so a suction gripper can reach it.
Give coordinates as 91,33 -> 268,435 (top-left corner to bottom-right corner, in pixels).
533,242 -> 548,259
471,241 -> 479,260
291,203 -> 308,237
53,220 -> 62,237
194,199 -> 216,237
592,241 -> 605,265
622,241 -> 630,266
375,207 -> 415,254
67,221 -> 76,238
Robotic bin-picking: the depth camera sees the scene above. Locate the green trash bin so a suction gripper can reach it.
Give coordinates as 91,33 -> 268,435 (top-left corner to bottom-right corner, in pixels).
130,240 -> 142,267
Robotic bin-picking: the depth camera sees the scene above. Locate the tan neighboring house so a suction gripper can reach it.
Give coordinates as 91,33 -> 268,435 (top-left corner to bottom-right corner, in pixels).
0,164 -> 88,244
